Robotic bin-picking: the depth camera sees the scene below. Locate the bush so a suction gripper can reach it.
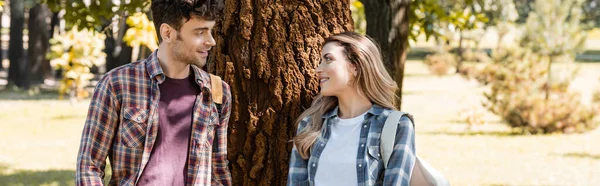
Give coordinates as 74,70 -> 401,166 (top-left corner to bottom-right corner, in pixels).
47,27 -> 106,101
423,53 -> 456,76
482,48 -> 599,134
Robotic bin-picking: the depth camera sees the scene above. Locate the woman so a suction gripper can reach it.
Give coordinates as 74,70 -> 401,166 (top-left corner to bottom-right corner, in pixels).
287,32 -> 416,186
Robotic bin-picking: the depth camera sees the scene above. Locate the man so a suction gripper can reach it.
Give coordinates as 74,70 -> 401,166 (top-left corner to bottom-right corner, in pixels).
76,0 -> 232,185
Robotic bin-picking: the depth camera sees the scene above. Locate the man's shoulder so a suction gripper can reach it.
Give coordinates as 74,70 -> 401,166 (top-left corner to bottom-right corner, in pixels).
102,59 -> 148,82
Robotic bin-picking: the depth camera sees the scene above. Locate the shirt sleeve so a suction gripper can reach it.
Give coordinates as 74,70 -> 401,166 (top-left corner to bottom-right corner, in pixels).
383,115 -> 416,186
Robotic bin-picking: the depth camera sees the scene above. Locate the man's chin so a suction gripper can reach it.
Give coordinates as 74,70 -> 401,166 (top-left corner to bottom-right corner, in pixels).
193,59 -> 207,68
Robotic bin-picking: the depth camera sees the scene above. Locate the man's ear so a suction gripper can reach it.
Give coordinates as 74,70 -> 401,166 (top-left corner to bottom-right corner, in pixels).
160,23 -> 173,43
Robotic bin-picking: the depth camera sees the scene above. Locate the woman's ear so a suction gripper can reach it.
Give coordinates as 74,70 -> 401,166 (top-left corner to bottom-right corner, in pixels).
350,64 -> 358,76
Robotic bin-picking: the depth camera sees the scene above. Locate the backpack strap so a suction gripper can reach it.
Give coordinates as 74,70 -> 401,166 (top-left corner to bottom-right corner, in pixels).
381,111 -> 450,186
209,74 -> 224,105
381,110 -> 410,168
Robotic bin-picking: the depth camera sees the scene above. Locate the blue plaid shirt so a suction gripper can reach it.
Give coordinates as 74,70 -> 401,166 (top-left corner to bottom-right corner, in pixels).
287,105 -> 416,186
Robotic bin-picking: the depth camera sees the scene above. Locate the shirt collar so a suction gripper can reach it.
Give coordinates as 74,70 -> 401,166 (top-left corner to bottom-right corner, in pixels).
145,49 -> 211,90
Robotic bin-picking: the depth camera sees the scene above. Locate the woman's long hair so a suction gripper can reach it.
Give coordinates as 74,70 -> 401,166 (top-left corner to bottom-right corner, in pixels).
293,32 -> 398,159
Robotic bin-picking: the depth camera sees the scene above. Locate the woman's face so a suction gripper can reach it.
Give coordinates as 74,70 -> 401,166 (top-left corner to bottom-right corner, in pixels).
316,42 -> 357,97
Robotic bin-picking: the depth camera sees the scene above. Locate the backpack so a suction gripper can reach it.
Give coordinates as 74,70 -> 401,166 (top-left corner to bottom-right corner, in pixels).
380,111 -> 450,186
209,74 -> 224,111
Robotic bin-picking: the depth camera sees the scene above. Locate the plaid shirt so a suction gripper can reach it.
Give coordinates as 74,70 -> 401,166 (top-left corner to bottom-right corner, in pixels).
287,105 -> 416,186
76,51 -> 232,186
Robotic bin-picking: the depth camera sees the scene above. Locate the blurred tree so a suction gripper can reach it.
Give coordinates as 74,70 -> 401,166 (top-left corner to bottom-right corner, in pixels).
105,15 -> 134,72
520,0 -> 587,99
350,0 -> 366,34
513,0 -> 535,23
0,0 -> 5,70
48,27 -> 106,100
479,0 -> 597,134
514,0 -> 599,29
481,0 -> 519,49
360,0 -> 410,108
359,0 -> 487,108
581,0 -> 600,28
44,0 -> 148,31
7,0 -> 27,88
28,3 -> 52,85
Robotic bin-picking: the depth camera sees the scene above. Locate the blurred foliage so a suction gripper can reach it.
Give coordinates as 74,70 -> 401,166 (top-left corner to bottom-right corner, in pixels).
476,0 -> 598,134
44,0 -> 150,31
515,0 -> 600,29
480,48 -> 599,134
409,0 -> 488,43
423,52 -> 456,76
351,0 -> 488,44
123,12 -> 158,51
521,0 -> 587,99
481,0 -> 519,28
521,0 -> 587,57
350,0 -> 366,34
0,0 -> 4,12
47,27 -> 106,100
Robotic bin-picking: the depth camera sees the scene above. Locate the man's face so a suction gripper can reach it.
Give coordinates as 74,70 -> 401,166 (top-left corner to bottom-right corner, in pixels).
169,16 -> 216,67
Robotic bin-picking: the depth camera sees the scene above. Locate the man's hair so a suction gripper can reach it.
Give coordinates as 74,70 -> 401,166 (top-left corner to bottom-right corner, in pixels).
151,0 -> 223,42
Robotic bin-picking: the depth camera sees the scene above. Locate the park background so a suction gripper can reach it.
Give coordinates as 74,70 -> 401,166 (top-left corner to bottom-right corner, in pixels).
1,0 -> 600,185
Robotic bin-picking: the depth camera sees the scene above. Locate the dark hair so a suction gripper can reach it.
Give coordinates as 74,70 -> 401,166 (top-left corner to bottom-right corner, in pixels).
151,0 -> 223,42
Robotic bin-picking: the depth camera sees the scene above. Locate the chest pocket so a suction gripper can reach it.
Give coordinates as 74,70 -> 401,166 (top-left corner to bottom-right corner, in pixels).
120,107 -> 149,147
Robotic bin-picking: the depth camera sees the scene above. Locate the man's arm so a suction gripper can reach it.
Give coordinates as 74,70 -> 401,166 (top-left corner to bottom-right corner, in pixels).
212,81 -> 232,186
76,75 -> 119,185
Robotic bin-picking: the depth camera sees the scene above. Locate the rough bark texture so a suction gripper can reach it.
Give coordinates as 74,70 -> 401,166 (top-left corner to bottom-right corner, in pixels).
28,4 -> 52,85
361,0 -> 410,109
8,0 -> 26,88
206,0 -> 352,185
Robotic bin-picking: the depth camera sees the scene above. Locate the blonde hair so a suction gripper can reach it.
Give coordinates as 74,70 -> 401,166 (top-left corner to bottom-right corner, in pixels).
293,32 -> 398,159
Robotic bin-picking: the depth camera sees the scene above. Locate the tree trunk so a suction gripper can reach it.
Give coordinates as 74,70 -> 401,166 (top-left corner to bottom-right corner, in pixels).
456,30 -> 464,73
49,12 -> 60,37
28,3 -> 52,85
361,0 -> 410,109
545,55 -> 553,100
106,16 -> 133,72
0,10 -> 3,70
8,0 -> 26,88
207,1 -> 352,185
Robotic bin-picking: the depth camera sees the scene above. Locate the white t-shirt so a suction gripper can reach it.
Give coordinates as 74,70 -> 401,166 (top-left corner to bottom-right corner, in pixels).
314,111 -> 367,186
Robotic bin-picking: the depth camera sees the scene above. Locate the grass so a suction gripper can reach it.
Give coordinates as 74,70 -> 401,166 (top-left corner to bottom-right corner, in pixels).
403,60 -> 600,185
0,61 -> 599,185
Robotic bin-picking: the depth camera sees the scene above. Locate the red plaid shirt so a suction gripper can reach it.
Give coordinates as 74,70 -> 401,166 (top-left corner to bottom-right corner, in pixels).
76,51 -> 232,186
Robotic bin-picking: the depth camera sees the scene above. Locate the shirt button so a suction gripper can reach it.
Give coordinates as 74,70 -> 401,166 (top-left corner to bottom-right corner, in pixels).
313,163 -> 316,167
361,144 -> 365,147
136,116 -> 142,122
358,164 -> 362,167
320,144 -> 324,147
363,125 -> 367,128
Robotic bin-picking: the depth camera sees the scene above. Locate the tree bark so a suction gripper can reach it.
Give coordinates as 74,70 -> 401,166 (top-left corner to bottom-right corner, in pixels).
28,3 -> 52,85
361,0 -> 410,109
207,0 -> 352,185
8,0 -> 26,88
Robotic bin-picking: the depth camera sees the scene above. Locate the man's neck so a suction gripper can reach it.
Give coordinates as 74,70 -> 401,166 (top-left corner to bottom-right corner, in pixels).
156,47 -> 191,79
